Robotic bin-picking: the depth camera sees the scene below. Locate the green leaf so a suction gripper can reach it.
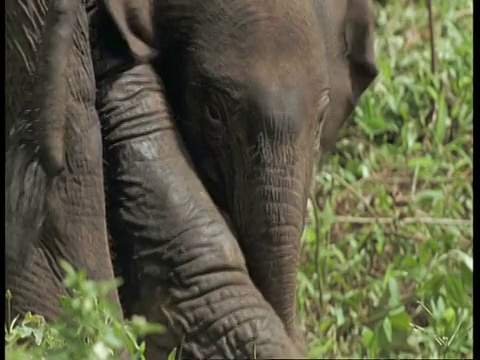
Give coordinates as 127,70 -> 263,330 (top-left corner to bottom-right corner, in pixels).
374,224 -> 386,254
388,277 -> 401,306
167,348 -> 177,360
449,249 -> 473,272
460,262 -> 473,290
389,310 -> 413,333
444,275 -> 465,308
333,307 -> 345,327
307,338 -> 334,359
407,156 -> 435,169
414,189 -> 444,206
383,317 -> 393,344
382,264 -> 394,288
442,308 -> 457,330
362,326 -> 375,349
434,91 -> 448,145
322,199 -> 336,232
400,255 -> 417,269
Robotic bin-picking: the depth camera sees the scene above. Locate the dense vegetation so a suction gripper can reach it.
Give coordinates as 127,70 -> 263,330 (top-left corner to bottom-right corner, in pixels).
299,0 -> 473,358
6,0 -> 472,358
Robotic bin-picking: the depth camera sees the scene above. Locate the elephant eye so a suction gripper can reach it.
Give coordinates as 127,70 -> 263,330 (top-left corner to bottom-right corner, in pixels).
314,90 -> 330,151
317,90 -> 331,122
205,103 -> 222,122
204,103 -> 226,146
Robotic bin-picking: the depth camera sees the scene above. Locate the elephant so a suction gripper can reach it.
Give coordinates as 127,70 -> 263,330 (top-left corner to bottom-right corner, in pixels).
5,0 -> 378,358
105,0 -> 378,344
6,1 -> 304,358
5,0 -> 123,318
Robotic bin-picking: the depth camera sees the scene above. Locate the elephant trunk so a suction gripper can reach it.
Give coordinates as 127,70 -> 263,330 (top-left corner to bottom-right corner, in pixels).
232,138 -> 311,337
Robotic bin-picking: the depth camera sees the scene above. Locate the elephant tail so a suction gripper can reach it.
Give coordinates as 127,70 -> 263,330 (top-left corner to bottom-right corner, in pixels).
6,114 -> 48,267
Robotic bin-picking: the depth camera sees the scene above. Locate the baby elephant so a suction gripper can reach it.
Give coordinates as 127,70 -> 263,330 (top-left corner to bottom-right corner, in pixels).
103,0 -> 378,356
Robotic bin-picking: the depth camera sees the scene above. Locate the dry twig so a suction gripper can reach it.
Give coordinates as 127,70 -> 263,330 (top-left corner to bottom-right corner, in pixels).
333,215 -> 472,227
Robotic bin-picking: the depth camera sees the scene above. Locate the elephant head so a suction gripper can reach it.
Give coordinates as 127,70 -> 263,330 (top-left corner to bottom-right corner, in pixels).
104,0 -> 378,339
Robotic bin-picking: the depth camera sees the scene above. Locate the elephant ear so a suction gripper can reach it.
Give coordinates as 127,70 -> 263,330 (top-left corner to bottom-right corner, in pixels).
101,0 -> 158,62
344,0 -> 379,101
313,0 -> 378,153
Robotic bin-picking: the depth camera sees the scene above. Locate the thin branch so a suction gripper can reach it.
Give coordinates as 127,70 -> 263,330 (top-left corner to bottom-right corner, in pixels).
427,0 -> 437,74
331,173 -> 379,218
425,0 -> 439,127
333,215 -> 472,227
310,192 -> 324,311
360,291 -> 415,327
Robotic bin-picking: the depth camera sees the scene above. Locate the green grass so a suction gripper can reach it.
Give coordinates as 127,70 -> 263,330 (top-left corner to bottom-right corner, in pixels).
5,0 -> 473,359
5,261 -> 165,360
297,0 -> 473,358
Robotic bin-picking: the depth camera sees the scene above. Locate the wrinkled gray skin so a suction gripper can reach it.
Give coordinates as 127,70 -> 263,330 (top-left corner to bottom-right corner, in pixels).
5,0 -> 377,358
108,0 -> 378,346
5,0 -> 123,319
6,1 -> 303,358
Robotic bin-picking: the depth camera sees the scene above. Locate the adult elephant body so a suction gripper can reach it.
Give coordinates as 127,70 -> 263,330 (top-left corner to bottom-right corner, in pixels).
5,0 -> 121,319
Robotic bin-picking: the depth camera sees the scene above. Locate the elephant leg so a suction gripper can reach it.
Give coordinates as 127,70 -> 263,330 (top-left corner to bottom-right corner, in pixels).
93,59 -> 303,358
6,0 -> 121,321
6,247 -> 67,321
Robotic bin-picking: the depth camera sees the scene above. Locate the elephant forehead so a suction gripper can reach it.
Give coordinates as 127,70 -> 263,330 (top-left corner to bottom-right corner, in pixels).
191,0 -> 327,75
244,72 -> 326,144
248,69 -> 310,117
193,32 -> 328,103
